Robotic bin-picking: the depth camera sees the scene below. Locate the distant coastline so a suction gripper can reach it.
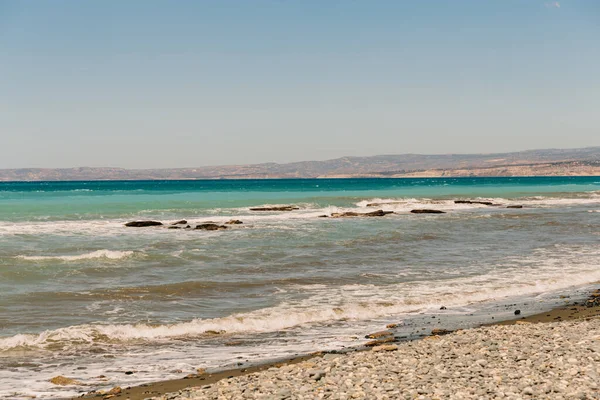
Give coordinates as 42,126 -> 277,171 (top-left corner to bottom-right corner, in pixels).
2,146 -> 599,181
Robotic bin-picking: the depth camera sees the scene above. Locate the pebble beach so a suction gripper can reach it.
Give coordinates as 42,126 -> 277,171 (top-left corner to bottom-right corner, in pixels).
151,316 -> 600,400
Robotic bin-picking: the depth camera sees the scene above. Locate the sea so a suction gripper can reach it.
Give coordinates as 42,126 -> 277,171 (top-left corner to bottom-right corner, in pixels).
1,177 -> 599,398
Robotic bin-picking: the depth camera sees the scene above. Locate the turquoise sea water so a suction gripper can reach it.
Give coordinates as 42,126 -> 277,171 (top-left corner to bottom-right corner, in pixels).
1,177 -> 599,398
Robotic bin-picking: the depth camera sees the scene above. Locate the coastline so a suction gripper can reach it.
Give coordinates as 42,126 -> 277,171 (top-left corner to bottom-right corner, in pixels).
76,289 -> 600,400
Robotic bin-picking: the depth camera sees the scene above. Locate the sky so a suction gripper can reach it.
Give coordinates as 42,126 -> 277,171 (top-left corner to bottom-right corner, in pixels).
1,0 -> 599,169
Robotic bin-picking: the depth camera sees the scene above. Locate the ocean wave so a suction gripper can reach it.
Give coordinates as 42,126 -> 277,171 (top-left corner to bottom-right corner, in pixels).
3,244 -> 599,351
16,250 -> 136,262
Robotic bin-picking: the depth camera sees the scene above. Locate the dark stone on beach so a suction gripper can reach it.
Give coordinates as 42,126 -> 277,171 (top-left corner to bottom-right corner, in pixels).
249,206 -> 299,211
124,221 -> 163,227
125,371 -> 133,375
195,224 -> 227,231
171,220 -> 188,225
455,200 -> 494,206
410,209 -> 446,214
318,215 -> 329,218
225,219 -> 243,225
514,309 -> 521,315
440,306 -> 447,310
507,205 -> 524,209
431,328 -> 452,335
168,226 -> 181,229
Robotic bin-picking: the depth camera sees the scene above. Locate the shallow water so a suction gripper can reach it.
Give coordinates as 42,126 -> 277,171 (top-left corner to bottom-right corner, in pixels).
0,177 -> 599,398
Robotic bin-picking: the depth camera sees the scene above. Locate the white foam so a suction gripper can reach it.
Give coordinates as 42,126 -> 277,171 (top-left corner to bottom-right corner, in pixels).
16,250 -> 135,262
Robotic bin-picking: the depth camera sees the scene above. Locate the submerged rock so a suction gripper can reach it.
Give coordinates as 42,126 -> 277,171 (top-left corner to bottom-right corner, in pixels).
225,219 -> 243,225
366,202 -> 404,207
195,224 -> 227,231
124,220 -> 163,227
507,205 -> 524,209
455,200 -> 494,205
171,220 -> 188,225
49,376 -> 81,386
410,209 -> 446,214
249,206 -> 300,211
331,210 -> 393,218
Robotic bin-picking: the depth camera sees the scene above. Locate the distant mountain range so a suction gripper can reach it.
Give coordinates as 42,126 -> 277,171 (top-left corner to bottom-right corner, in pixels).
1,147 -> 599,181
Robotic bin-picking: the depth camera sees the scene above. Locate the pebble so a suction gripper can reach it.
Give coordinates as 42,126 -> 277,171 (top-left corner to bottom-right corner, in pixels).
150,318 -> 600,400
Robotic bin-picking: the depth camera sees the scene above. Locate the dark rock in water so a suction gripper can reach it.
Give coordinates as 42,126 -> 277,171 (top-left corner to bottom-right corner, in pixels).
331,212 -> 359,218
366,201 -> 404,207
410,209 -> 446,214
195,224 -> 227,231
168,226 -> 181,229
440,306 -> 447,310
225,219 -> 243,225
249,206 -> 299,211
49,375 -> 81,386
514,309 -> 521,315
364,210 -> 394,217
171,220 -> 188,225
204,329 -> 226,335
318,215 -> 329,218
125,371 -> 134,375
454,200 -> 494,206
125,221 -> 163,227
507,205 -> 524,209
331,210 -> 393,218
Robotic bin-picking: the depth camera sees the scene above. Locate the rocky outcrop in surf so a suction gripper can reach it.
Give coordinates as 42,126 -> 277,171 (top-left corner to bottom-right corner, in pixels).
125,221 -> 163,227
410,209 -> 446,214
330,210 -> 394,218
195,224 -> 227,231
250,206 -> 300,211
454,200 -> 494,206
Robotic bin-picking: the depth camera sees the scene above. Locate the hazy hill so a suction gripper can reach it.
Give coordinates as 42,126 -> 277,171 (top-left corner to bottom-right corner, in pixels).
1,147 -> 599,181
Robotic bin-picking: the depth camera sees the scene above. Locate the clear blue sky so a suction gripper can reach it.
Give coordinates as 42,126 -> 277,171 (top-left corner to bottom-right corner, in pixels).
1,0 -> 598,168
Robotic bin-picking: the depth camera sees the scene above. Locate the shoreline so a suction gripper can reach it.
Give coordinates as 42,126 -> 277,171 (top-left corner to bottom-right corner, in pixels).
75,289 -> 600,400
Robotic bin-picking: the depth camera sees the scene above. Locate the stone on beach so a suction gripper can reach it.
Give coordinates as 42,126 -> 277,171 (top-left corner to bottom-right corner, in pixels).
364,330 -> 393,339
124,220 -> 163,227
150,318 -> 600,400
225,219 -> 243,224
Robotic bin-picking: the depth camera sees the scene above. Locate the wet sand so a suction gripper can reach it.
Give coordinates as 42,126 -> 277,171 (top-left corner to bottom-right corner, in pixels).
76,294 -> 600,400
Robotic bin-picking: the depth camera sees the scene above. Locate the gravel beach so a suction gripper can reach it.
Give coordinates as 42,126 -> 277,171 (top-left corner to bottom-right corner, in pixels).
149,317 -> 600,400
